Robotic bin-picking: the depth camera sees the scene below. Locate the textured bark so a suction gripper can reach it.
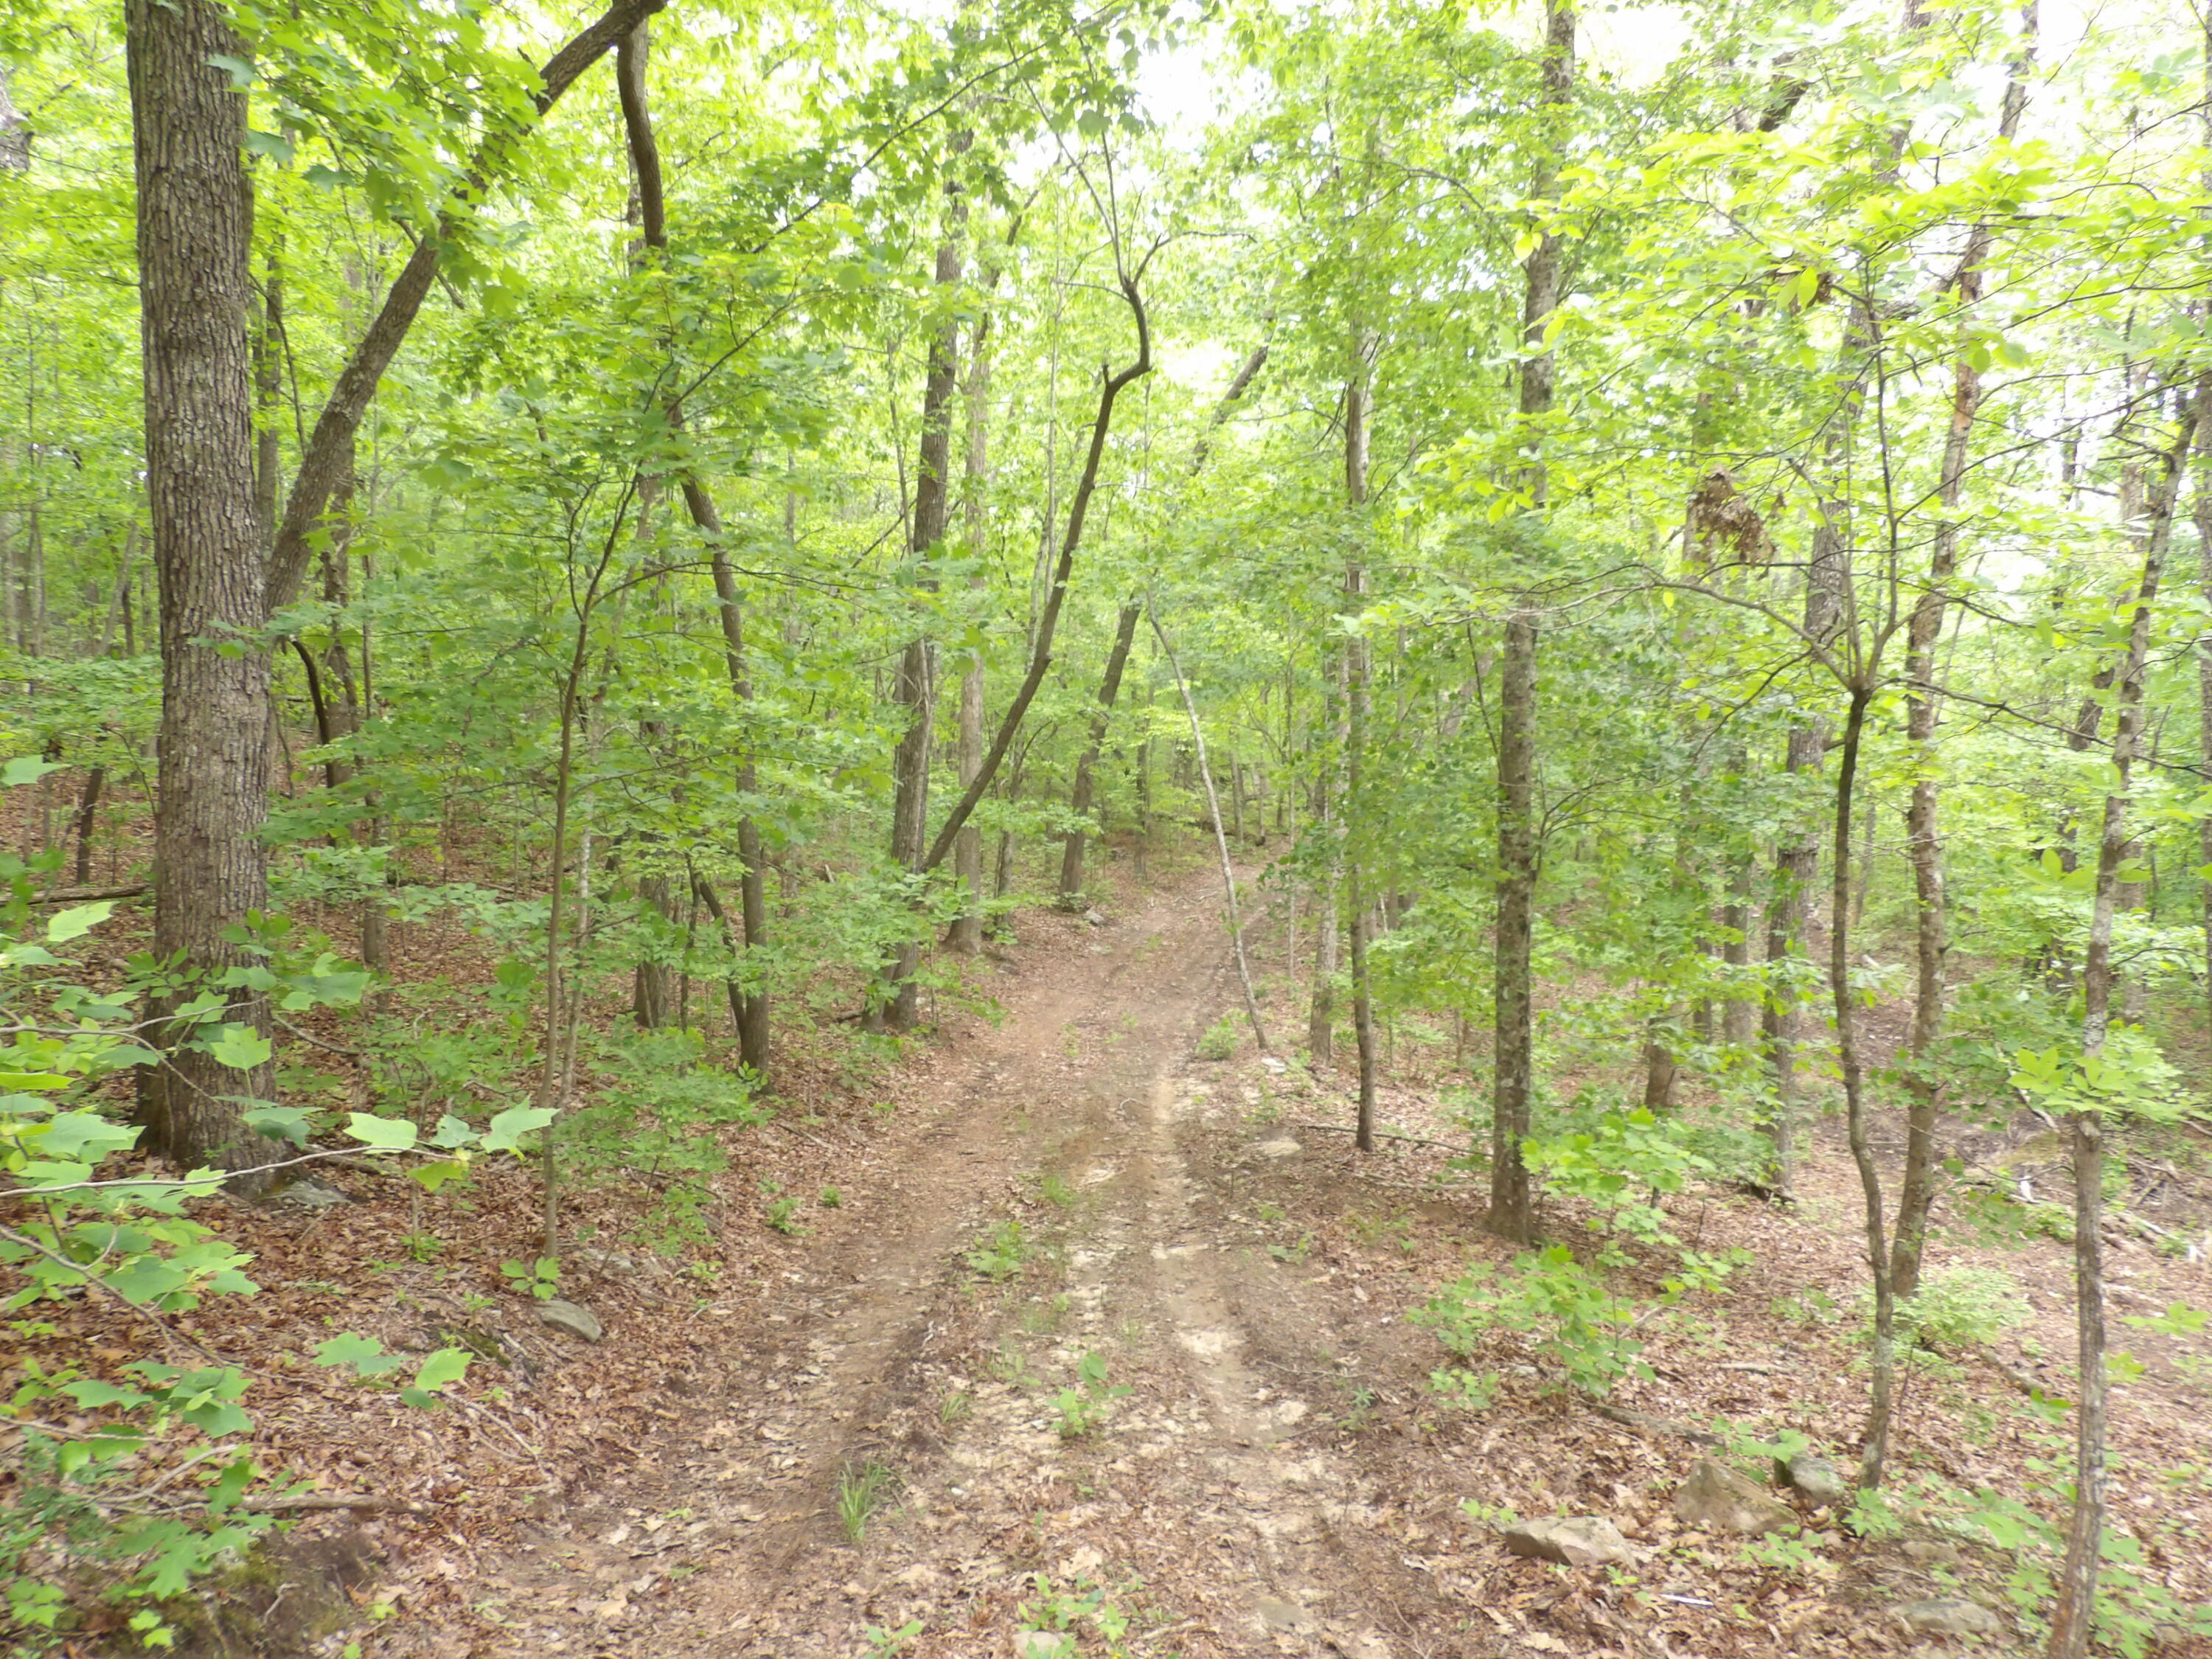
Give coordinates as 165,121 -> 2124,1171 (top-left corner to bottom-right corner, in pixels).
1344,357 -> 1379,1152
1059,605 -> 1140,903
1489,0 -> 1573,1245
71,765 -> 105,885
879,169 -> 967,1029
2047,382 -> 2205,1659
1893,14 -> 2034,1301
948,295 -> 996,955
128,0 -> 276,1179
616,20 -> 769,1076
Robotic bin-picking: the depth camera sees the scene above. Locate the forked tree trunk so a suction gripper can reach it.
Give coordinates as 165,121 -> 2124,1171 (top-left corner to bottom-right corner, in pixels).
1489,0 -> 1573,1245
128,0 -> 276,1180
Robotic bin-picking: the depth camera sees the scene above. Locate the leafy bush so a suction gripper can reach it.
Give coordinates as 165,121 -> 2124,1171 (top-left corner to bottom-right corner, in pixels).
1865,1265 -> 2031,1352
965,1220 -> 1032,1281
1413,1245 -> 1652,1396
1054,1352 -> 1133,1438
1195,1015 -> 1240,1061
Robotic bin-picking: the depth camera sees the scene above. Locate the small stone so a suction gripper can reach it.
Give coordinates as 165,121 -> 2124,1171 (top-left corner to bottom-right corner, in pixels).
536,1298 -> 605,1343
1016,1632 -> 1075,1659
1673,1458 -> 1796,1536
1895,1597 -> 2001,1638
274,1179 -> 350,1211
1253,1138 -> 1303,1161
1783,1453 -> 1848,1509
1082,908 -> 1106,927
1261,1055 -> 1289,1074
1255,1596 -> 1318,1633
1901,1539 -> 1966,1566
1500,1516 -> 1632,1567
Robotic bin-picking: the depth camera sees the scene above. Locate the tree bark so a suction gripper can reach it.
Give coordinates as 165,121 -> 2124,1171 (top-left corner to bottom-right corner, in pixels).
615,19 -> 769,1077
1344,354 -> 1379,1152
2046,381 -> 2205,1659
879,159 -> 969,1030
1489,0 -> 1573,1245
128,0 -> 276,1180
948,286 -> 997,954
1059,605 -> 1140,904
1893,12 -> 2034,1300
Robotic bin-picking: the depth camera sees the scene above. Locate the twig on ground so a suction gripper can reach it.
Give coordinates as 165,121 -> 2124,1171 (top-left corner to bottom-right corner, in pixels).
1293,1121 -> 1465,1155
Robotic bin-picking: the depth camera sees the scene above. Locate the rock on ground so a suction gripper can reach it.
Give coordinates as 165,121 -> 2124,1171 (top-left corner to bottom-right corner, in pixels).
1894,1596 -> 2003,1638
536,1298 -> 605,1343
1673,1457 -> 1796,1535
1500,1515 -> 1632,1566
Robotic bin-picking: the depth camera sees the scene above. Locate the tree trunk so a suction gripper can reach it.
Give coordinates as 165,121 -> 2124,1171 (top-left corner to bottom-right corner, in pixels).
1059,604 -> 1141,905
1489,0 -> 1573,1245
616,21 -> 768,1077
128,0 -> 276,1180
1344,354 -> 1379,1151
949,291 -> 996,955
1893,18 -> 2032,1300
880,178 -> 967,1029
2047,380 -> 2205,1659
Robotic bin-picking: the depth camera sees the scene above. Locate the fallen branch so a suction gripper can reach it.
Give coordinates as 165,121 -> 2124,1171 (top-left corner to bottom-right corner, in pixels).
242,1492 -> 437,1517
1591,1401 -> 1722,1447
1292,1121 -> 1464,1155
30,883 -> 148,904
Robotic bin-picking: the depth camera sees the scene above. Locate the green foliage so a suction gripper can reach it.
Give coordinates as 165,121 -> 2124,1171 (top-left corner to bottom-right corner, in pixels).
965,1220 -> 1032,1281
834,1460 -> 897,1545
1194,1015 -> 1240,1061
1412,1245 -> 1652,1397
500,1256 -> 561,1301
1015,1571 -> 1137,1657
1053,1352 -> 1133,1439
1864,1266 -> 2032,1353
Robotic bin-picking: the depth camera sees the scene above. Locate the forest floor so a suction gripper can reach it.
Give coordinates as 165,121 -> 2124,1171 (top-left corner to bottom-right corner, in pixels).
27,858 -> 2212,1658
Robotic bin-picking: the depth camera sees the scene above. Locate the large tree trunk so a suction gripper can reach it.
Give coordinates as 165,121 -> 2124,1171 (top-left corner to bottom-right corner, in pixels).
1489,0 -> 1573,1245
1893,19 -> 2033,1300
128,0 -> 276,1180
2047,382 -> 2205,1659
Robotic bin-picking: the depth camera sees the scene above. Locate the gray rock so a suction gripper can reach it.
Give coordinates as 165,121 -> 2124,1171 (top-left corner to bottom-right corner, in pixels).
1082,908 -> 1106,928
1015,1632 -> 1075,1659
1673,1457 -> 1797,1535
1254,1597 -> 1318,1634
1902,1539 -> 1966,1566
1782,1453 -> 1848,1509
1253,1138 -> 1303,1161
1500,1516 -> 1632,1567
536,1298 -> 604,1343
274,1179 -> 351,1211
1894,1597 -> 2001,1638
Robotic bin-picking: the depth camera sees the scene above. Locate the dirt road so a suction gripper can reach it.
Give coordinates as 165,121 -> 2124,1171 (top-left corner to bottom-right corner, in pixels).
427,875 -> 1480,1658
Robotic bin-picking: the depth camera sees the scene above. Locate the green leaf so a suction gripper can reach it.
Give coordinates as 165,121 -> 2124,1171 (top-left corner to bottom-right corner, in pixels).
410,1347 -> 470,1394
314,1332 -> 406,1377
1,756 -> 63,788
344,1112 -> 419,1152
244,129 -> 293,165
408,1158 -> 470,1193
33,1110 -> 139,1162
206,1024 -> 272,1071
243,1105 -> 316,1147
46,901 -> 114,942
483,1105 -> 554,1153
205,52 -> 255,87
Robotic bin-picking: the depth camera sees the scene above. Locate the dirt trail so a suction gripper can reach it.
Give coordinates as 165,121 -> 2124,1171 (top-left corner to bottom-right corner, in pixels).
422,874 -> 1459,1658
